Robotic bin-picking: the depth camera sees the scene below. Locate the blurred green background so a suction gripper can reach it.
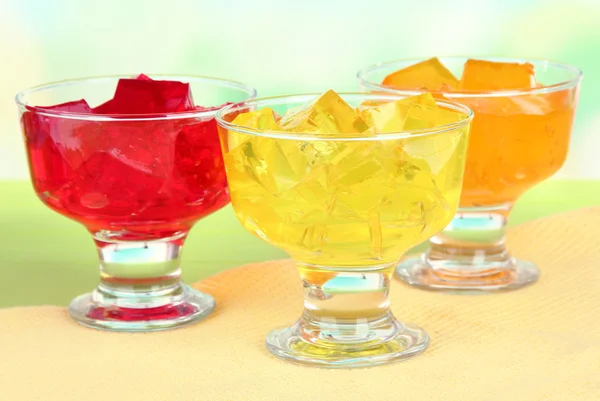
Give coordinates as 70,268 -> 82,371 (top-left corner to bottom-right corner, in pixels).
0,0 -> 599,307
1,0 -> 600,179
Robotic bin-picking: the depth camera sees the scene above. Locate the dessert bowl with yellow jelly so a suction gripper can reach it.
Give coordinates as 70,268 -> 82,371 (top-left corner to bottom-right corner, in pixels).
216,90 -> 472,368
358,57 -> 582,292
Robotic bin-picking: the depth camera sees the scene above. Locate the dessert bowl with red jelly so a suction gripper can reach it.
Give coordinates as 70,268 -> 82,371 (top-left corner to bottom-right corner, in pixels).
15,74 -> 256,332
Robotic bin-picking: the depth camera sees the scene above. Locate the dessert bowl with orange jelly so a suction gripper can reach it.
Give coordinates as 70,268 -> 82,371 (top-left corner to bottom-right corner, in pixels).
358,57 -> 582,292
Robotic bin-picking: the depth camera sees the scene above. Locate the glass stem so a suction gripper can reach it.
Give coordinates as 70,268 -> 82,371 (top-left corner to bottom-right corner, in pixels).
296,263 -> 399,349
92,232 -> 187,309
425,203 -> 514,276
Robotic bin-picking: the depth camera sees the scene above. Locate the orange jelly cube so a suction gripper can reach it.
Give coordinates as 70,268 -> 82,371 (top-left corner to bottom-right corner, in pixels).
382,57 -> 459,90
458,59 -> 535,91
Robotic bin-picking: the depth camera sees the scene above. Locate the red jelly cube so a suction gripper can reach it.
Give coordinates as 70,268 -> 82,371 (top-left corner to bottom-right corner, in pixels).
22,100 -> 93,193
93,75 -> 194,114
22,112 -> 77,194
34,99 -> 93,113
75,120 -> 174,178
23,99 -> 91,146
173,118 -> 228,203
67,150 -> 167,216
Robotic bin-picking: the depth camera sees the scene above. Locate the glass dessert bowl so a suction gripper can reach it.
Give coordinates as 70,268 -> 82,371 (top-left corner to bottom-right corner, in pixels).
15,74 -> 256,331
216,90 -> 472,367
358,57 -> 582,292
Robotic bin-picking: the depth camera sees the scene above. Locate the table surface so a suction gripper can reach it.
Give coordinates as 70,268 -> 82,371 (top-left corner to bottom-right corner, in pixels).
1,179 -> 598,308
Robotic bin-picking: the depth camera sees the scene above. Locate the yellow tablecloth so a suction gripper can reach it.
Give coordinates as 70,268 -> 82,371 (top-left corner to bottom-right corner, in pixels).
1,208 -> 599,400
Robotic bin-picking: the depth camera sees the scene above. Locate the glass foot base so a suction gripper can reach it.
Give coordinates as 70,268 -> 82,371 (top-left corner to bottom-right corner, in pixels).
265,320 -> 429,368
69,284 -> 215,332
395,256 -> 539,292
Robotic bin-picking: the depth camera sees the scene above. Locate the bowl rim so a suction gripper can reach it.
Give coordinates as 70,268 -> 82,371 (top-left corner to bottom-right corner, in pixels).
14,74 -> 258,121
216,92 -> 473,141
357,56 -> 583,98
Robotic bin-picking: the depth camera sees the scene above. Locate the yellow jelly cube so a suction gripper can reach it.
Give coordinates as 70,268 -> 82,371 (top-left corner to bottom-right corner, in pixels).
231,107 -> 281,131
361,93 -> 464,132
279,89 -> 370,134
228,107 -> 281,150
